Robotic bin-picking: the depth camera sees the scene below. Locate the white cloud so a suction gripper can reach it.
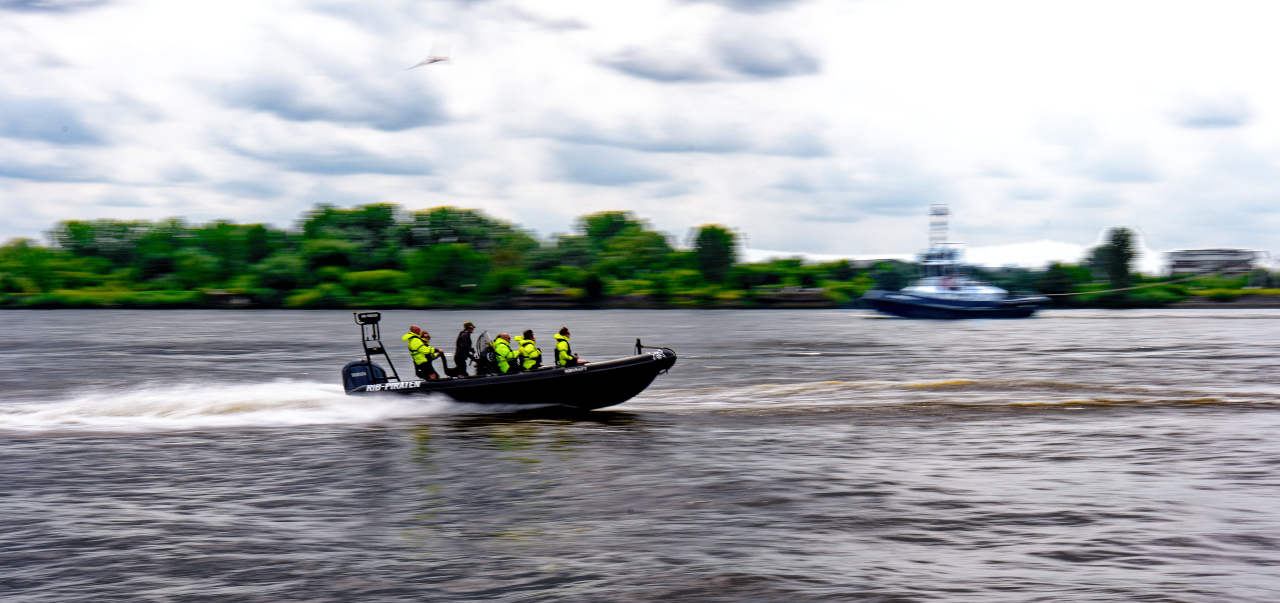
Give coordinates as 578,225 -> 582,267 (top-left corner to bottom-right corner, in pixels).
1,0 -> 1278,271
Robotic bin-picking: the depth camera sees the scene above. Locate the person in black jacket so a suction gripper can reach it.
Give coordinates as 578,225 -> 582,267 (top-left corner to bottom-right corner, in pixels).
453,321 -> 476,376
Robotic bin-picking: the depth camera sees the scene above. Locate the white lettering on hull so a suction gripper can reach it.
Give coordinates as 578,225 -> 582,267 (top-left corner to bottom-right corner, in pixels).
364,381 -> 424,391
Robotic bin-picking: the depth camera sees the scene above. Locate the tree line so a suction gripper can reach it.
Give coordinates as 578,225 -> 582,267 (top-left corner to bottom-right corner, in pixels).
0,207 -> 1267,308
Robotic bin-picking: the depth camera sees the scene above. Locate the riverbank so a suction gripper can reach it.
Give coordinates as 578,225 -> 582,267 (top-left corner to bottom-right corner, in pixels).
6,289 -> 1280,310
1171,294 -> 1280,309
0,288 -> 844,310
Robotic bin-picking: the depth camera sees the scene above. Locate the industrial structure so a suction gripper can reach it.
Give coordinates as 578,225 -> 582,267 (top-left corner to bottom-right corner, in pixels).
1166,249 -> 1267,275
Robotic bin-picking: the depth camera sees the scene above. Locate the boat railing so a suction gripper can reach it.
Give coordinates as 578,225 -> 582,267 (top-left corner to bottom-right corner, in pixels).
635,339 -> 676,373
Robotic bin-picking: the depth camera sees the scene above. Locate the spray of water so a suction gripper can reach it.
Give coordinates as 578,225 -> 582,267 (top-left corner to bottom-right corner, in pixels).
0,380 -> 508,435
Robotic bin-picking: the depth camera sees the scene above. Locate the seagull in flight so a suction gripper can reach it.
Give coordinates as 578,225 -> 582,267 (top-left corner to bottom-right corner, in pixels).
408,38 -> 451,69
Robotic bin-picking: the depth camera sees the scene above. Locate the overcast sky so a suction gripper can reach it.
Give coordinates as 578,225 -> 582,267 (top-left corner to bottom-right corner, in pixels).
3,0 -> 1278,272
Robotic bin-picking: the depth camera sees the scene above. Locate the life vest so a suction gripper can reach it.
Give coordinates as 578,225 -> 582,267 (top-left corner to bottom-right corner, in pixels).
554,333 -> 573,367
493,338 -> 519,373
402,332 -> 438,365
519,338 -> 541,370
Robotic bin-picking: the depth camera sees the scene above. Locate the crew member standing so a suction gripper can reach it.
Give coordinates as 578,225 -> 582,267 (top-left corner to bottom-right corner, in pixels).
493,333 -> 521,374
519,329 -> 542,371
402,325 -> 442,380
554,326 -> 584,367
454,321 -> 476,376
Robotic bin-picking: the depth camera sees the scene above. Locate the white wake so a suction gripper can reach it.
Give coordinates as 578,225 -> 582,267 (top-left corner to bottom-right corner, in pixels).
0,380 -> 479,434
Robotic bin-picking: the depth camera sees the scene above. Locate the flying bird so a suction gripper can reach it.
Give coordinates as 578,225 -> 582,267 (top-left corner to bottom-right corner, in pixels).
407,38 -> 451,69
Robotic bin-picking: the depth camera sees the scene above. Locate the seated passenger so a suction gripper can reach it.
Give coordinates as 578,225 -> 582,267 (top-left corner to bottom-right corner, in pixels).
402,325 -> 442,380
554,326 -> 585,367
519,329 -> 542,370
493,333 -> 521,374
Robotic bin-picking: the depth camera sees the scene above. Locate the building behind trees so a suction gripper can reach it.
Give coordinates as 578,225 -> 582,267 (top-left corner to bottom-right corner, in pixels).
1167,249 -> 1266,275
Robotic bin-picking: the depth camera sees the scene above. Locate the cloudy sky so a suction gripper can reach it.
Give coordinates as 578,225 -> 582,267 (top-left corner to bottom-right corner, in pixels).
3,0 -> 1278,272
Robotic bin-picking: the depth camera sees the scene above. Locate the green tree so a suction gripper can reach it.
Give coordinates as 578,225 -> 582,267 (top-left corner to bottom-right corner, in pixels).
527,235 -> 595,272
583,272 -> 604,301
404,207 -> 535,252
256,253 -> 309,291
341,269 -> 409,293
300,204 -> 404,270
479,267 -> 526,298
569,211 -> 676,279
244,224 -> 275,264
301,238 -> 362,269
406,244 -> 490,292
825,259 -> 856,281
596,229 -> 674,279
173,248 -> 221,289
1036,262 -> 1077,297
0,239 -> 61,291
1103,227 -> 1136,289
871,261 -> 911,291
693,224 -> 737,283
49,219 -> 152,266
132,219 -> 188,280
579,211 -> 643,248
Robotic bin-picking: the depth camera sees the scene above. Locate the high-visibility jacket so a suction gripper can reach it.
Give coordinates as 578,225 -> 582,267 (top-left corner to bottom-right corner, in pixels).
554,333 -> 573,367
519,338 -> 541,370
493,337 -> 520,373
402,332 -> 439,365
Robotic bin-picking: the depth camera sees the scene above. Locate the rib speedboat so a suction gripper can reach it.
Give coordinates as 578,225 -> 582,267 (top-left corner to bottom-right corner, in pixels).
340,312 -> 676,410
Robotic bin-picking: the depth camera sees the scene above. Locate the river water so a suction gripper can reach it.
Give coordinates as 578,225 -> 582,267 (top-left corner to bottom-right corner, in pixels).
2,309 -> 1279,601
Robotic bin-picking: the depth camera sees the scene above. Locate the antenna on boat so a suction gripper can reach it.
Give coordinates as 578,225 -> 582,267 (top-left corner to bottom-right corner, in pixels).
353,311 -> 401,382
929,204 -> 949,247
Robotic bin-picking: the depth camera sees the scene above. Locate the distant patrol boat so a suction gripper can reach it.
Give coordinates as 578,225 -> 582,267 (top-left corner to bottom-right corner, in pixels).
341,312 -> 677,410
862,205 -> 1049,319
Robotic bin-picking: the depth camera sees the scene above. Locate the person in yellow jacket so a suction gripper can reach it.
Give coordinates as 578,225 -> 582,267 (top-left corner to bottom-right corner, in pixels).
553,326 -> 584,367
518,329 -> 542,371
493,333 -> 521,374
402,325 -> 442,380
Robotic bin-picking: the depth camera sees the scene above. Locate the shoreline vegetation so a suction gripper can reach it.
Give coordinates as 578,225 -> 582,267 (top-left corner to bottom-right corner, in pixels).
2,204 -> 1275,310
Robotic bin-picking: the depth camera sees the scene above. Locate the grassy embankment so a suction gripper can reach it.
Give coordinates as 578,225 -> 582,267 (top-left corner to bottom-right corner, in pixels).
2,205 -> 1273,310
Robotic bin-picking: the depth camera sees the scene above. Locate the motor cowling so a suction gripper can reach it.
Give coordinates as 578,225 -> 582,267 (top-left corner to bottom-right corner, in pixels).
342,360 -> 387,391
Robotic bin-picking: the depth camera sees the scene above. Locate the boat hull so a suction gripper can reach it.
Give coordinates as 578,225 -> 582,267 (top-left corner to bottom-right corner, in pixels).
863,289 -> 1048,319
345,348 -> 677,411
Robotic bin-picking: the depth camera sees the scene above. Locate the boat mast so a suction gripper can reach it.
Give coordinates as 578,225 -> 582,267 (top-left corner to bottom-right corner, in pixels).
924,204 -> 960,279
930,204 -> 949,248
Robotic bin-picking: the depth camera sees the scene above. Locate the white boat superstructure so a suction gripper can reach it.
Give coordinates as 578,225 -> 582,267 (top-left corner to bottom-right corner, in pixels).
905,241 -> 1010,301
902,277 -> 1008,302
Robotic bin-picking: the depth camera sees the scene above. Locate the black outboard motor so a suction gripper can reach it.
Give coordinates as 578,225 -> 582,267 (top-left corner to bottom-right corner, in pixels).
342,359 -> 387,391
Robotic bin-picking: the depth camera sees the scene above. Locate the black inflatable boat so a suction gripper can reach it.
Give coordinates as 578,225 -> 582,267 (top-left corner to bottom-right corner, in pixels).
340,312 -> 677,411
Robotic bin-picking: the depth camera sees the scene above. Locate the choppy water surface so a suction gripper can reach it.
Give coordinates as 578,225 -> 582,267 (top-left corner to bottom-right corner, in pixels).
2,309 -> 1279,601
